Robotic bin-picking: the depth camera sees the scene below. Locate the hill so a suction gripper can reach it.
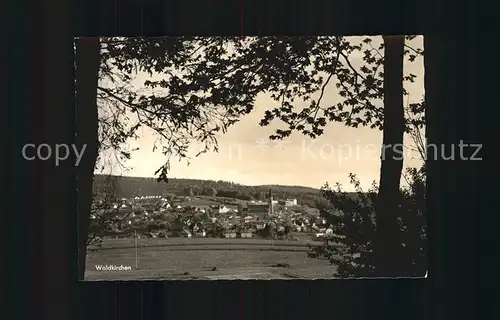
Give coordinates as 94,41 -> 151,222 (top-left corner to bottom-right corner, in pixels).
93,174 -> 323,205
256,184 -> 320,194
92,174 -> 372,210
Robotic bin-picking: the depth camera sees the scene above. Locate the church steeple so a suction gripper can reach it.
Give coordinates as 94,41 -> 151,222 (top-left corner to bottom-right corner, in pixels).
268,188 -> 273,216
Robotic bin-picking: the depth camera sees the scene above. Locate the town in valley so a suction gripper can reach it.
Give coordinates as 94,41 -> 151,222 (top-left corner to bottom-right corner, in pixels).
85,175 -> 342,280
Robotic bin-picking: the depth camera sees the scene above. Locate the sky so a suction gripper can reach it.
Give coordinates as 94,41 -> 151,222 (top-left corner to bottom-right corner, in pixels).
96,36 -> 424,191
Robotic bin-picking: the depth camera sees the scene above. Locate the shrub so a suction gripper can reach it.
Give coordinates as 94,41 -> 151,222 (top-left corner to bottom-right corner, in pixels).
260,222 -> 277,239
88,174 -> 133,247
308,166 -> 427,278
147,223 -> 161,232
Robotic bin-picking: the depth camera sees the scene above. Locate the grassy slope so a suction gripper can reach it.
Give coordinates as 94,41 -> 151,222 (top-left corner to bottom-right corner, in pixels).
89,237 -> 327,250
85,239 -> 338,280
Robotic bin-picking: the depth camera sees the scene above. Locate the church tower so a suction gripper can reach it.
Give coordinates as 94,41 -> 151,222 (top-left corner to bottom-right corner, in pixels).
268,188 -> 274,216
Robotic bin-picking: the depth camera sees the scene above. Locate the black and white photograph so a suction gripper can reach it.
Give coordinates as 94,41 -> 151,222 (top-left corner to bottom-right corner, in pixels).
75,36 -> 427,281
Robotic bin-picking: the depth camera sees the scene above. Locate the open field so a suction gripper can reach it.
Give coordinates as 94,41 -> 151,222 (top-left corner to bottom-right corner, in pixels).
90,236 -> 325,251
84,238 -> 339,280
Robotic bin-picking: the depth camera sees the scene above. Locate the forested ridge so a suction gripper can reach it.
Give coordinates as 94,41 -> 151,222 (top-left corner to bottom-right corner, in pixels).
93,174 -> 331,203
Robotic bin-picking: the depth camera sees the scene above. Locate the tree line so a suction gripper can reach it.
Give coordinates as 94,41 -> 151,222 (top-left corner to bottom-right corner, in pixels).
93,174 -> 334,209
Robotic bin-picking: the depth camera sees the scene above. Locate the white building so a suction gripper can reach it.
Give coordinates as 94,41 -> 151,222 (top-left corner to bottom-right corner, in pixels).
240,231 -> 253,238
162,203 -> 171,209
325,228 -> 334,237
224,231 -> 237,238
195,230 -> 206,237
217,205 -> 230,214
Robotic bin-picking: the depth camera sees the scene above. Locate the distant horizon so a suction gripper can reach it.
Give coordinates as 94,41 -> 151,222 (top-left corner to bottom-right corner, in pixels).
95,172 -> 322,190
96,36 -> 424,192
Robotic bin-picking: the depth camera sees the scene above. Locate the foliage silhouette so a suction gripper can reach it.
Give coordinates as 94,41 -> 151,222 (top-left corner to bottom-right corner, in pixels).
87,174 -> 131,247
96,36 -> 424,178
308,166 -> 427,278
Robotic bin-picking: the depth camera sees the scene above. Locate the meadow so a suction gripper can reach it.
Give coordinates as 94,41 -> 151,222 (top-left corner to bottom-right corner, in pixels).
84,238 -> 339,280
91,237 -> 322,250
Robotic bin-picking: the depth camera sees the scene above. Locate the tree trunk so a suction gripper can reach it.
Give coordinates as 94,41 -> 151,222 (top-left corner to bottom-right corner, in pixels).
74,38 -> 100,280
375,35 -> 405,276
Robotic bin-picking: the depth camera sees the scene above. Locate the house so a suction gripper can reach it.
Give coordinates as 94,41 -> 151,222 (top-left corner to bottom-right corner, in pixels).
293,221 -> 306,232
282,199 -> 297,206
256,223 -> 266,230
244,216 -> 255,224
314,218 -> 327,225
240,229 -> 254,238
192,224 -> 200,232
224,229 -> 237,238
217,205 -> 231,214
324,228 -> 334,238
190,204 -> 210,213
195,230 -> 206,237
161,202 -> 171,209
224,232 -> 237,238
